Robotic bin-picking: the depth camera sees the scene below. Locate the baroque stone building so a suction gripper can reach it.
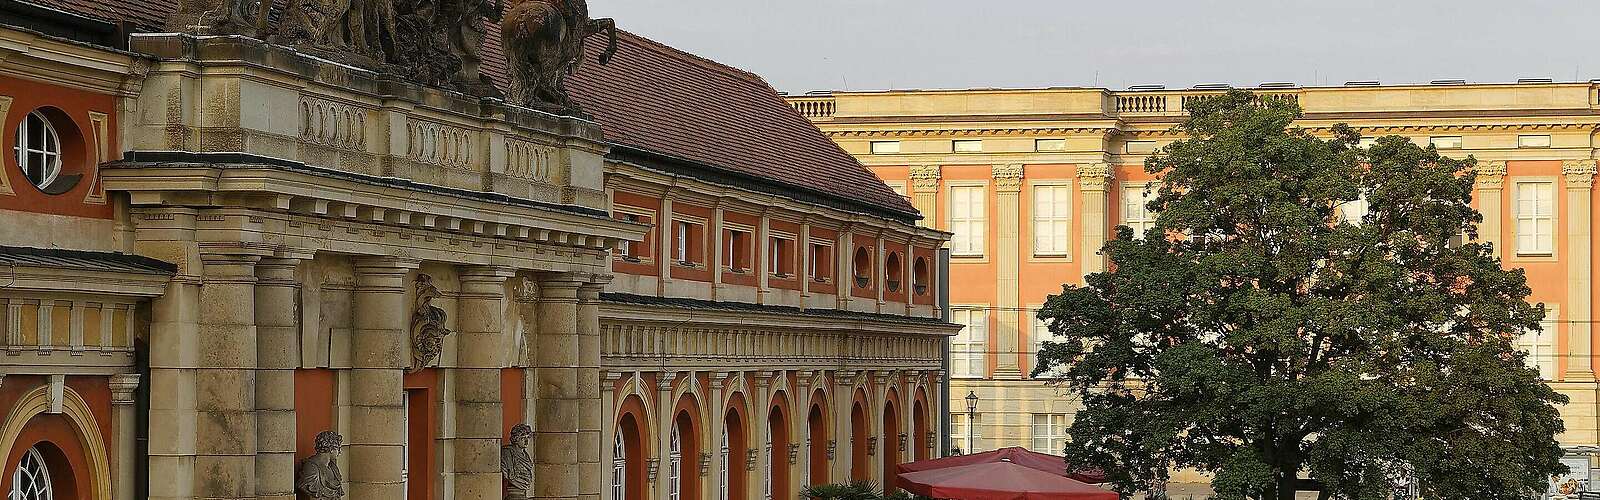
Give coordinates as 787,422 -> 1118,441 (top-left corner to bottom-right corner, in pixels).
0,2 -> 953,500
788,82 -> 1600,494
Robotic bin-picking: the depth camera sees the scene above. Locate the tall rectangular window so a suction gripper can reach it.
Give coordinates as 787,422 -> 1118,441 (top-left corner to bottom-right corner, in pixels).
1337,191 -> 1368,225
1121,183 -> 1157,239
675,221 -> 691,263
769,236 -> 795,277
1033,185 -> 1072,256
950,413 -> 982,454
949,186 -> 987,256
1030,414 -> 1068,454
1517,307 -> 1559,380
1515,182 -> 1555,255
951,308 -> 987,378
724,229 -> 751,272
808,243 -> 833,282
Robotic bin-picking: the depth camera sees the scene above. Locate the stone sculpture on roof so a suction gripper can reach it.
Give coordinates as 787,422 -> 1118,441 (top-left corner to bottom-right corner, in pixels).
500,0 -> 617,114
164,0 -> 616,108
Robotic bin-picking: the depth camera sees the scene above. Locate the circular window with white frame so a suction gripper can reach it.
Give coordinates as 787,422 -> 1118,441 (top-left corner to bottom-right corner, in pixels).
10,107 -> 84,195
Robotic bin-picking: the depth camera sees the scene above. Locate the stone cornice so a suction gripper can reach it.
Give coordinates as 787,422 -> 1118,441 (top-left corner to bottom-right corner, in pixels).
0,25 -> 150,97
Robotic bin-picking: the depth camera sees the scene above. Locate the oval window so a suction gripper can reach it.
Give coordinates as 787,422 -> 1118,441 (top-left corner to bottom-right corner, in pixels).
14,111 -> 63,190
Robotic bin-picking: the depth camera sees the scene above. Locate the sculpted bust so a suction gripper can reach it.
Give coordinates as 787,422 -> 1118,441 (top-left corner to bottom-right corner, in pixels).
298,430 -> 345,499
502,423 -> 535,499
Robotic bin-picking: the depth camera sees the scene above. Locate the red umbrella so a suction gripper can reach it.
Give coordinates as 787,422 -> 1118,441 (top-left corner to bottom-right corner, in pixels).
897,460 -> 1118,500
896,447 -> 1107,484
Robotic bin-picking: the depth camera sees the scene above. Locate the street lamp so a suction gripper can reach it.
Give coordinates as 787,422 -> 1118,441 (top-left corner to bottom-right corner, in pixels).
964,391 -> 979,454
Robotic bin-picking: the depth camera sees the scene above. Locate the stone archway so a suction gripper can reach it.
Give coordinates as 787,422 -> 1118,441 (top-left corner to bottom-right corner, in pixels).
766,393 -> 791,500
0,384 -> 109,500
849,389 -> 870,482
805,390 -> 829,488
881,389 -> 901,492
615,394 -> 652,500
722,393 -> 750,500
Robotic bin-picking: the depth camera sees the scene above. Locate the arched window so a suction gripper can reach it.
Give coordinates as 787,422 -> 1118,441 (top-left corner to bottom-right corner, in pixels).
913,257 -> 930,296
13,111 -> 62,190
719,428 -> 729,500
852,247 -> 871,288
9,446 -> 53,500
669,426 -> 683,500
612,432 -> 626,500
884,252 -> 903,293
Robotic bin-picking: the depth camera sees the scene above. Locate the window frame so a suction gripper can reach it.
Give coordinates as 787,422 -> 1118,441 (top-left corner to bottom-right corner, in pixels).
808,242 -> 834,283
1031,183 -> 1074,257
950,307 -> 988,379
952,139 -> 983,153
1034,138 -> 1066,152
869,141 -> 901,154
13,110 -> 64,191
1517,134 -> 1552,149
1512,179 -> 1557,258
1516,304 -> 1560,380
1120,181 -> 1159,239
1428,136 -> 1463,149
947,183 -> 988,258
1029,413 -> 1069,454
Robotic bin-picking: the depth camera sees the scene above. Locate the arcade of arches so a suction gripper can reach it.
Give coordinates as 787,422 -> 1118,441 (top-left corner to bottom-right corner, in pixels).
605,369 -> 941,500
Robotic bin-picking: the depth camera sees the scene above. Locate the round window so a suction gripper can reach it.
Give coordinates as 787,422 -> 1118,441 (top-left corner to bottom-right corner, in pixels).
8,446 -> 54,500
14,111 -> 63,190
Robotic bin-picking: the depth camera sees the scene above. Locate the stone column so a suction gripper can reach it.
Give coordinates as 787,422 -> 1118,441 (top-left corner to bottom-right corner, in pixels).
348,258 -> 418,500
758,213 -> 772,305
832,370 -> 855,481
653,373 -> 675,500
750,373 -> 772,500
147,267 -> 199,500
110,373 -> 140,500
799,220 -> 812,306
1473,161 -> 1506,255
875,237 -> 886,313
578,278 -> 610,500
256,257 -> 302,500
534,274 -> 582,500
1565,159 -> 1597,381
707,374 -> 726,500
992,165 -> 1025,379
457,266 -> 516,499
658,195 -> 675,295
836,228 -> 853,310
196,253 -> 260,500
903,240 -> 916,315
601,371 -> 623,500
1078,163 -> 1113,277
713,204 -> 726,300
909,165 -> 941,229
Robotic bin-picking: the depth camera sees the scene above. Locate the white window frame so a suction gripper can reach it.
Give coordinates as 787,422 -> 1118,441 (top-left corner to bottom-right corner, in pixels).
9,446 -> 53,500
1034,138 -> 1066,152
669,426 -> 683,500
870,141 -> 901,154
886,181 -> 908,200
1429,136 -> 1463,149
763,431 -> 773,500
1513,180 -> 1556,256
1337,191 -> 1369,225
1518,134 -> 1552,148
1121,182 -> 1158,239
612,432 -> 627,500
808,242 -> 833,282
948,184 -> 987,257
1029,413 -> 1068,454
953,139 -> 983,153
1124,141 -> 1158,155
725,225 -> 753,272
1029,309 -> 1069,379
1518,305 -> 1560,380
718,428 -> 729,500
675,221 -> 691,263
951,307 -> 988,378
13,110 -> 63,190
1032,184 -> 1073,256
950,413 -> 981,455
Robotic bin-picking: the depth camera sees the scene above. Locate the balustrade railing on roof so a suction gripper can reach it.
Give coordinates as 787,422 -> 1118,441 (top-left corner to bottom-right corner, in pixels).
1113,90 -> 1302,117
789,97 -> 836,119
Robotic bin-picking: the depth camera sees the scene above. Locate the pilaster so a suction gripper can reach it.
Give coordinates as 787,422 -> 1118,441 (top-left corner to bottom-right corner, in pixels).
456,265 -> 516,499
1564,159 -> 1596,381
992,164 -> 1024,378
147,263 -> 200,500
255,257 -> 302,500
110,373 -> 141,500
1077,163 -> 1113,277
348,257 -> 419,500
909,165 -> 941,229
535,274 -> 584,500
658,195 -> 675,295
1473,161 -> 1506,256
653,373 -> 675,500
831,370 -> 856,481
196,252 -> 260,500
577,277 -> 611,500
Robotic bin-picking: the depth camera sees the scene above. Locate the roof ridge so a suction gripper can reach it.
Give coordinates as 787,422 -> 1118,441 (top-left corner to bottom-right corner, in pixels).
612,28 -> 771,88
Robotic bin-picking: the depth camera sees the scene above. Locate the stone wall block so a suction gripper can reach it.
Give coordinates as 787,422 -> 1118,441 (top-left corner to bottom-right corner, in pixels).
345,405 -> 407,444
196,369 -> 255,411
348,369 -> 404,406
193,455 -> 255,498
533,463 -> 579,497
534,432 -> 579,463
194,410 -> 258,454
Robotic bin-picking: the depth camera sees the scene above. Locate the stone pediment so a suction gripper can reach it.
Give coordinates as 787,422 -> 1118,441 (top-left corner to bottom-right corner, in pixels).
124,33 -> 609,212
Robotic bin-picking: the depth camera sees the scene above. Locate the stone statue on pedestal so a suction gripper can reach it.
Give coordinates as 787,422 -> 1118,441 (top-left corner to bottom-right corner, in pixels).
500,0 -> 618,114
411,274 -> 452,372
297,430 -> 345,499
502,423 -> 535,499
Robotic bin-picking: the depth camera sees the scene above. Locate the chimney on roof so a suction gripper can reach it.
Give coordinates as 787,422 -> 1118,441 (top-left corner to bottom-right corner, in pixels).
1429,79 -> 1467,85
1517,78 -> 1554,84
1344,80 -> 1380,87
1128,84 -> 1167,91
1192,83 -> 1232,90
1257,82 -> 1297,88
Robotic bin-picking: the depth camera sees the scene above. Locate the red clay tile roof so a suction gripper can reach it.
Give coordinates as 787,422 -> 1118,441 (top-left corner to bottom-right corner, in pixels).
13,0 -> 919,220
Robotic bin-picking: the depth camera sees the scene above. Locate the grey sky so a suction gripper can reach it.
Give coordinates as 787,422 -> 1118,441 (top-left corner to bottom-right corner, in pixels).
589,0 -> 1600,94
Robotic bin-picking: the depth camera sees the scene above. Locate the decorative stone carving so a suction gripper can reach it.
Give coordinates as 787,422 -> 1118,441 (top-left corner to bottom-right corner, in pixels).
909,165 -> 941,192
745,448 -> 757,471
1474,160 -> 1507,189
1564,159 -> 1598,188
825,440 -> 836,460
867,436 -> 877,456
898,433 -> 907,452
407,119 -> 474,169
925,431 -> 937,450
787,443 -> 799,465
507,138 -> 555,181
500,0 -> 618,114
410,274 -> 452,372
1077,162 -> 1113,191
502,423 -> 534,499
297,431 -> 345,499
647,458 -> 660,483
301,97 -> 368,149
991,164 -> 1025,192
699,451 -> 713,476
166,0 -> 270,37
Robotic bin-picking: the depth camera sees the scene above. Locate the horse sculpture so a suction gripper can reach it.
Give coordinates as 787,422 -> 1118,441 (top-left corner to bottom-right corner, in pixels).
500,0 -> 617,114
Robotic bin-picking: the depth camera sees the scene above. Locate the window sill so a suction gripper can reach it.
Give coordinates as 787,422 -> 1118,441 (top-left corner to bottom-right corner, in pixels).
1032,252 -> 1070,258
672,261 -> 706,270
950,253 -> 985,259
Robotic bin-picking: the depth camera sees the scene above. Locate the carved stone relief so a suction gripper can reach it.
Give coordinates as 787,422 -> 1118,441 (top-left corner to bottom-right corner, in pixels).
297,430 -> 345,499
500,0 -> 617,114
502,423 -> 534,499
410,273 -> 452,372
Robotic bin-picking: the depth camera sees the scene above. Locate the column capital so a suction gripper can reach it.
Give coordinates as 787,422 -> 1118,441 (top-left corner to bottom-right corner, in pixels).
909,165 -> 942,192
1077,162 -> 1113,192
603,370 -> 624,382
991,164 -> 1024,192
1564,159 -> 1597,188
458,265 -> 517,282
655,372 -> 675,393
110,373 -> 141,405
1473,160 -> 1507,189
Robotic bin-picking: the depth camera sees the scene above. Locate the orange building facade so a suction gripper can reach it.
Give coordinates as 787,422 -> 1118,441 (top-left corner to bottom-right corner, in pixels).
790,82 -> 1600,492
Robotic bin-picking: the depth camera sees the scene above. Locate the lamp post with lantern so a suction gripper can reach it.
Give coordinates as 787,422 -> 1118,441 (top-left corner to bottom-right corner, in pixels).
964,391 -> 979,455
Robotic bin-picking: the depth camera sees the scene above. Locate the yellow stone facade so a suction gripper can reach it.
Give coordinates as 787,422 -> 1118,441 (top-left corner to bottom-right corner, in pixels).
790,82 -> 1600,490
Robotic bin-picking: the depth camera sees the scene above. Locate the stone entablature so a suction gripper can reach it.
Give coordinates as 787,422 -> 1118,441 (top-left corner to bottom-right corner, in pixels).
123,33 -> 611,211
600,320 -> 946,371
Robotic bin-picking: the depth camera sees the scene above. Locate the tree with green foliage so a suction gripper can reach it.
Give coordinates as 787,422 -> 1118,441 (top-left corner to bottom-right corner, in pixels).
1033,90 -> 1567,500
